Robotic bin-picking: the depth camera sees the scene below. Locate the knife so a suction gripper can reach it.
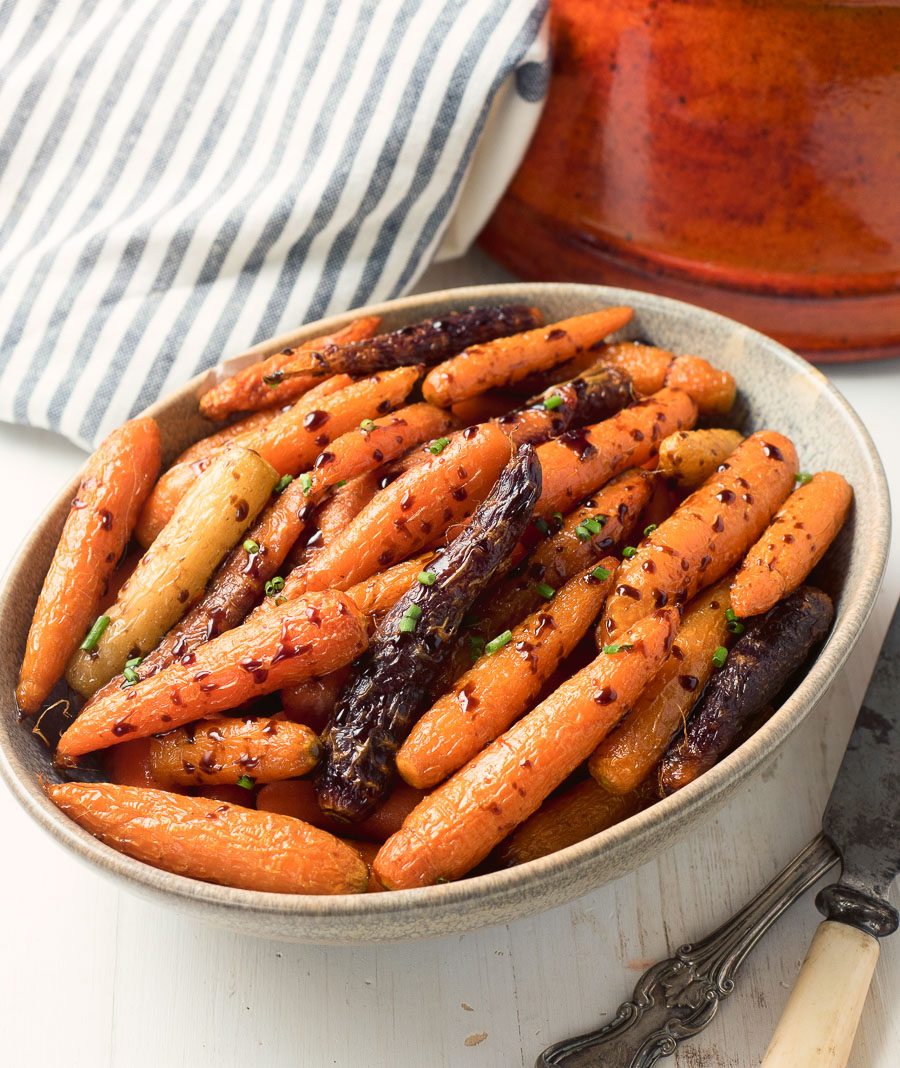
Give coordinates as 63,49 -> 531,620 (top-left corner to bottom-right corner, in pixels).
536,596 -> 900,1068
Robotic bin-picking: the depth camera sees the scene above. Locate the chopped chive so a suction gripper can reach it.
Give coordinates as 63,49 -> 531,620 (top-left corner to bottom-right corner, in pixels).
643,523 -> 658,536
552,511 -> 563,522
125,656 -> 143,669
265,576 -> 285,597
543,394 -> 563,411
594,514 -> 608,527
299,472 -> 312,495
795,472 -> 813,485
583,517 -> 603,535
534,517 -> 550,535
591,566 -> 611,581
398,617 -> 417,633
485,630 -> 512,656
274,596 -> 286,606
712,645 -> 729,668
360,418 -> 375,432
575,524 -> 591,542
236,775 -> 255,790
727,620 -> 745,634
622,546 -> 637,559
79,615 -> 110,651
428,437 -> 450,455
274,474 -> 293,493
469,636 -> 485,663
122,666 -> 140,685
536,582 -> 556,599
725,607 -> 736,622
404,604 -> 422,620
243,538 -> 259,554
336,479 -> 347,488
417,571 -> 436,586
603,642 -> 633,655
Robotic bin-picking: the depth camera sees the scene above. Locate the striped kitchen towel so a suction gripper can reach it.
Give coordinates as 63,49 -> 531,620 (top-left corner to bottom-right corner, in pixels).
0,0 -> 549,448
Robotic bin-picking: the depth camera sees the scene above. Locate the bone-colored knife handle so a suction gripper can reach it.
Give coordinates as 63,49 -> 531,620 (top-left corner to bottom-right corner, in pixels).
761,920 -> 879,1068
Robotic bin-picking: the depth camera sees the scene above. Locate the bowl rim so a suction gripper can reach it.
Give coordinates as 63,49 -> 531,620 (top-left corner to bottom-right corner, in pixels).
0,281 -> 890,934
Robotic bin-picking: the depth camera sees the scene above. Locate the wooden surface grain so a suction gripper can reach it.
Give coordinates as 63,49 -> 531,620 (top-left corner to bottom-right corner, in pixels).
2,253 -> 898,1067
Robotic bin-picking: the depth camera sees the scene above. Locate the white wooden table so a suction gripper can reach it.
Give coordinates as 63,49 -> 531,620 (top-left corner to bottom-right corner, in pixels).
3,252 -> 899,1068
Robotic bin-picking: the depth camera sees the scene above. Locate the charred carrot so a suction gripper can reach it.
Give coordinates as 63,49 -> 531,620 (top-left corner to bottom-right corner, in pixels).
46,782 -> 368,895
16,418 -> 161,715
267,305 -> 543,382
374,607 -> 679,888
422,307 -> 634,407
149,716 -> 321,786
256,779 -> 426,843
279,421 -> 512,596
397,558 -> 618,790
730,471 -> 852,618
589,576 -> 733,795
534,387 -> 697,517
598,431 -> 799,643
198,317 -> 380,419
657,428 -> 744,489
56,590 -> 367,760
665,355 -> 736,415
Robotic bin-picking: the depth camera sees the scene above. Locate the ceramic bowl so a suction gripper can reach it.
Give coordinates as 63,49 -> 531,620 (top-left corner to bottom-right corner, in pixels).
0,283 -> 889,943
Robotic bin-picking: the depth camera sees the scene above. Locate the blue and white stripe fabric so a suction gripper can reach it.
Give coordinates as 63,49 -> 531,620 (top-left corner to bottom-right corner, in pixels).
0,0 -> 549,447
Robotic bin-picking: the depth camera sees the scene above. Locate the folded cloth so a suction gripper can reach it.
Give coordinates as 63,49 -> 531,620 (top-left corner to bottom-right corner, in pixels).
0,0 -> 549,448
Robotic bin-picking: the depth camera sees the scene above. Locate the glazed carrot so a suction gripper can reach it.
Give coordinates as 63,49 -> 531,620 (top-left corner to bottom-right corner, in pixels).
373,607 -> 679,889
589,576 -> 733,794
595,341 -> 674,394
494,776 -> 651,867
174,407 -> 283,467
598,431 -> 799,643
269,306 -> 543,381
290,470 -> 385,567
149,716 -> 321,786
534,387 -> 697,517
422,307 -> 634,407
279,421 -> 512,596
56,590 -> 367,760
198,317 -> 380,419
66,446 -> 278,698
730,471 -> 852,618
104,737 -> 171,790
46,782 -> 368,895
345,550 -> 440,619
281,667 -> 351,734
665,355 -> 736,415
451,390 -> 519,425
16,418 -> 161,715
397,558 -> 618,790
194,784 -> 258,807
256,779 -> 426,843
657,428 -> 744,488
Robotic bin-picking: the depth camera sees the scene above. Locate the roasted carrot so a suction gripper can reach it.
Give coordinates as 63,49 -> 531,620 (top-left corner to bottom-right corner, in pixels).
598,431 -> 799,643
534,387 -> 697,517
104,737 -> 172,790
373,607 -> 679,888
505,340 -> 660,396
422,307 -> 634,407
16,417 -> 161,716
397,558 -> 618,790
730,471 -> 852,619
268,306 -> 543,381
46,782 -> 368,895
657,428 -> 744,489
56,590 -> 367,760
281,667 -> 351,734
174,408 -> 283,467
345,550 -> 440,619
198,317 -> 380,419
589,576 -> 733,794
66,446 -> 277,698
665,355 -> 736,415
279,421 -> 512,596
494,776 -> 652,867
451,390 -> 520,425
139,369 -> 418,545
256,779 -> 426,843
149,716 -> 320,786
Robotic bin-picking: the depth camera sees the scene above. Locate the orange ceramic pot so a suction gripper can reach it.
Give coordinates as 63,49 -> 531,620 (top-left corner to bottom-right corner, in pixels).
480,0 -> 900,361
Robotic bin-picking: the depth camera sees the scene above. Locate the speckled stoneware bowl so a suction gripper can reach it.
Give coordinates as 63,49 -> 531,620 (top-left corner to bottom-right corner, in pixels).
0,283 -> 890,944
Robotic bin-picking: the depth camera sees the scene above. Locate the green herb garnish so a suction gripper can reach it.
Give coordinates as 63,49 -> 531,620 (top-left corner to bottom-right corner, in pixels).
265,576 -> 285,597
299,472 -> 312,495
79,615 -> 110,651
360,418 -> 375,432
543,394 -> 563,411
712,645 -> 729,668
417,571 -> 436,586
727,620 -> 744,635
236,775 -> 255,790
603,643 -> 633,655
536,582 -> 555,600
622,546 -> 637,559
122,666 -> 140,685
428,437 -> 450,455
591,566 -> 611,581
403,604 -> 422,620
274,474 -> 293,493
643,523 -> 657,536
243,538 -> 259,553
795,472 -> 813,485
125,656 -> 143,668
398,617 -> 417,633
485,630 -> 512,656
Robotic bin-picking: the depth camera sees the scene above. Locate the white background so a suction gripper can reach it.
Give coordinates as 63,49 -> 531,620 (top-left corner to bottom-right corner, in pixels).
3,250 -> 899,1067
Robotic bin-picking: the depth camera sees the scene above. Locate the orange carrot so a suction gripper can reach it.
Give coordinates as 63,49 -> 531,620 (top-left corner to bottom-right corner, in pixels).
397,559 -> 618,790
589,576 -> 733,794
46,782 -> 368,895
16,417 -> 161,715
137,368 -> 418,545
596,341 -> 674,394
422,307 -> 634,407
289,470 -> 385,569
256,779 -> 426,844
730,471 -> 852,619
665,355 -> 736,415
104,737 -> 172,790
451,390 -> 520,425
281,667 -> 351,734
345,550 -> 440,619
173,407 -> 284,467
534,387 -> 697,517
198,317 -> 381,419
279,421 -> 512,596
56,591 -> 367,760
149,716 -> 320,786
374,607 -> 679,888
598,431 -> 799,643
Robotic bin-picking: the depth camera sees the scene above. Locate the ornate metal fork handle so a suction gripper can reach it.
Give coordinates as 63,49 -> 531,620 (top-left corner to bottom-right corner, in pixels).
536,834 -> 839,1068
